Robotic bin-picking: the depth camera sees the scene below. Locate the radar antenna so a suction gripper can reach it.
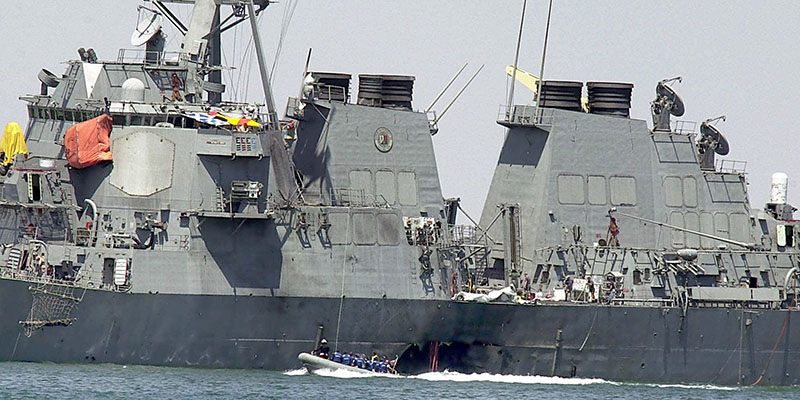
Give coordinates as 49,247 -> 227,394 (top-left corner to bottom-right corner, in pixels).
698,115 -> 729,170
650,77 -> 684,131
131,5 -> 165,64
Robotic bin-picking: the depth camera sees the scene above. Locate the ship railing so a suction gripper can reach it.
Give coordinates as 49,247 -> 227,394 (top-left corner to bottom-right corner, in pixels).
671,120 -> 697,135
609,297 -> 676,307
448,224 -> 485,245
116,49 -> 184,66
715,159 -> 747,174
285,97 -> 304,119
0,266 -> 78,288
305,84 -> 349,103
329,188 -> 390,208
496,105 -> 554,128
296,188 -> 390,208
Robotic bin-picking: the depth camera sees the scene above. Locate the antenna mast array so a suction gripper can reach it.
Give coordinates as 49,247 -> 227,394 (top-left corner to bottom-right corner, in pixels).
698,115 -> 729,170
650,77 -> 685,131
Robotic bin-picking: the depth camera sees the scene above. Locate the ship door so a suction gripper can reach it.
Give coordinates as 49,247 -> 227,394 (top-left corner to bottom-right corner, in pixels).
102,258 -> 115,286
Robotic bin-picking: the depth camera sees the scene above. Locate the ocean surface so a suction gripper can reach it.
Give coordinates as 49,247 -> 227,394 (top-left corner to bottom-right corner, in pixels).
0,362 -> 798,400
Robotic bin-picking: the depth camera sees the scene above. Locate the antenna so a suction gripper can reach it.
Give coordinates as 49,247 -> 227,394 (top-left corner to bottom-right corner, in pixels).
650,77 -> 684,131
432,65 -> 484,126
698,115 -> 729,170
131,7 -> 164,47
425,62 -> 468,113
297,48 -> 312,99
507,0 -> 528,109
534,0 -> 554,117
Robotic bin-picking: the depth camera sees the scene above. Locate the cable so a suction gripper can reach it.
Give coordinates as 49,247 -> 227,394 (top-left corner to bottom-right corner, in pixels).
751,308 -> 791,385
333,215 -> 351,352
269,0 -> 298,86
578,308 -> 598,352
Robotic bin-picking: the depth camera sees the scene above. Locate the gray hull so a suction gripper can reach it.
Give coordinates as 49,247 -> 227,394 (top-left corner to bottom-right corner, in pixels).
1,277 -> 797,386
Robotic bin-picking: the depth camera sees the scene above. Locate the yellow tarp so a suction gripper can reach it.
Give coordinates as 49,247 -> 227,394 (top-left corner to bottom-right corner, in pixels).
1,122 -> 28,166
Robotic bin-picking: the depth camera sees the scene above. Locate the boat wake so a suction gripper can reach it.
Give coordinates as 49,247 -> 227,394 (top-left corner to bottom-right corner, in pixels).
306,368 -> 400,379
411,371 -> 607,385
283,368 -> 308,376
632,382 -> 739,391
412,371 -> 738,391
286,368 -> 741,391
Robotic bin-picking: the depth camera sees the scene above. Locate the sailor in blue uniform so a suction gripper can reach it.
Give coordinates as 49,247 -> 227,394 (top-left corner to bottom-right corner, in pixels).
332,351 -> 342,363
342,352 -> 351,366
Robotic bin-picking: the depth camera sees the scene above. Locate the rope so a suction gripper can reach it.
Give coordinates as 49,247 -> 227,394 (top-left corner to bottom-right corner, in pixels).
578,308 -> 599,352
269,0 -> 298,85
707,311 -> 745,384
751,308 -> 791,386
333,215 -> 350,352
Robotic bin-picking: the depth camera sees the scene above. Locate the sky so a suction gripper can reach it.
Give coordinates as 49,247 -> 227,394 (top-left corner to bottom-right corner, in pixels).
2,1 -> 800,220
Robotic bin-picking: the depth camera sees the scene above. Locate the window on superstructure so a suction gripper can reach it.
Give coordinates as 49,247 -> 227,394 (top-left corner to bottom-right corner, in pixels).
376,170 -> 396,205
664,176 -> 682,207
684,212 -> 700,249
610,176 -> 637,206
633,269 -> 642,285
377,213 -> 401,246
557,174 -> 584,205
328,212 -> 350,245
587,176 -> 606,205
683,177 -> 698,207
729,213 -> 750,244
713,213 -> 729,239
700,212 -> 715,249
349,170 -> 374,205
669,211 -> 685,248
353,212 -> 377,245
398,171 -> 418,206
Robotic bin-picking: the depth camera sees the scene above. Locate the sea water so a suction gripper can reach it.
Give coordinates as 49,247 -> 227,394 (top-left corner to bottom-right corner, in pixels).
0,362 -> 797,399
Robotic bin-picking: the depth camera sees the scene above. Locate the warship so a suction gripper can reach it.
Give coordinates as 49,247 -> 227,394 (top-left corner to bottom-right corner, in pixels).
0,0 -> 799,386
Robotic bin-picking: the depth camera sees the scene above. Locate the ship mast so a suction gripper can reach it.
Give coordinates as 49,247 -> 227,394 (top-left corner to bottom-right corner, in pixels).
246,0 -> 279,129
148,0 -> 276,119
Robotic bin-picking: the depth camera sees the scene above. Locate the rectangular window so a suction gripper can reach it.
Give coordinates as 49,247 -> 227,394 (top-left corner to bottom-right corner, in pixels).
587,176 -> 606,205
700,212 -> 714,249
683,177 -> 698,207
729,213 -> 749,244
328,212 -> 350,245
349,170 -> 373,204
557,174 -> 584,205
610,176 -> 637,206
684,212 -> 700,248
375,170 -> 396,205
664,176 -> 682,207
352,212 -> 377,245
714,213 -> 729,239
669,212 -> 685,248
398,171 -> 418,206
377,213 -> 401,245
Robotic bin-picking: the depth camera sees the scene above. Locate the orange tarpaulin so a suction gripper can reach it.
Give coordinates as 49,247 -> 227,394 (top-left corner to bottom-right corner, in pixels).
64,114 -> 113,169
